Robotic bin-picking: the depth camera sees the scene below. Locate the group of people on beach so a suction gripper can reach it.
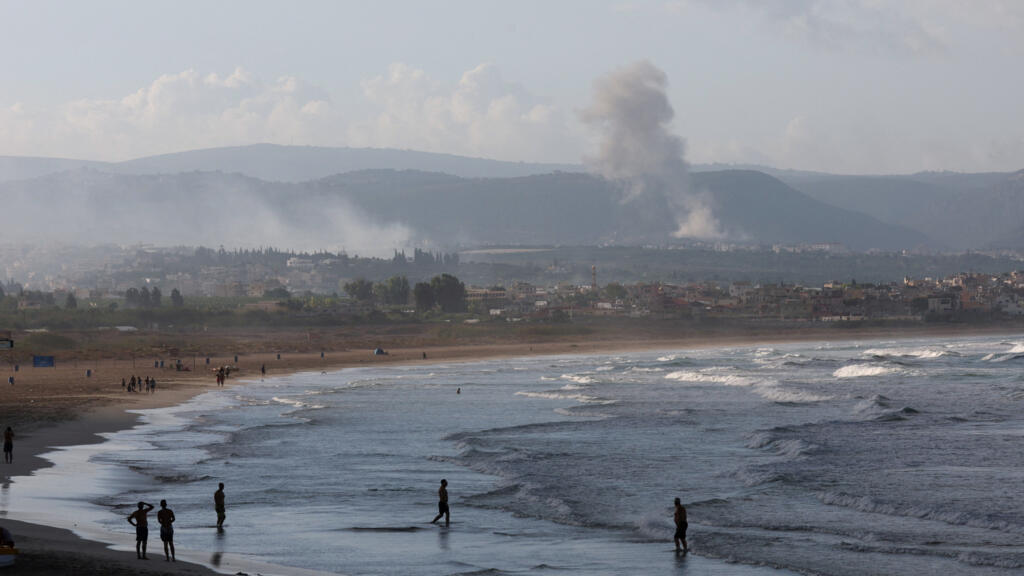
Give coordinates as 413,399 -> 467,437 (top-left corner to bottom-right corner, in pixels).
214,366 -> 232,386
121,375 -> 157,394
126,482 -> 227,561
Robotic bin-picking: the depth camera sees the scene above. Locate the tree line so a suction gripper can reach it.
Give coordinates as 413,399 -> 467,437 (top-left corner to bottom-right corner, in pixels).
343,274 -> 467,313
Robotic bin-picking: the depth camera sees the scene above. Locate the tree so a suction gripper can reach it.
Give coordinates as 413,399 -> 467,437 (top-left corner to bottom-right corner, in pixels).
0,284 -> 5,301
170,288 -> 184,307
139,286 -> 151,307
264,287 -> 290,299
150,287 -> 162,307
125,287 -> 140,307
413,282 -> 435,312
603,282 -> 627,300
385,275 -> 410,305
431,273 -> 467,313
64,293 -> 78,309
343,278 -> 374,302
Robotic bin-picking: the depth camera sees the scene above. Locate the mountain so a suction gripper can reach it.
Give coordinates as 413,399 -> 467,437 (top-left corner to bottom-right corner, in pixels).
0,167 -> 928,252
781,170 -> 1024,250
0,156 -> 107,181
0,144 -> 581,183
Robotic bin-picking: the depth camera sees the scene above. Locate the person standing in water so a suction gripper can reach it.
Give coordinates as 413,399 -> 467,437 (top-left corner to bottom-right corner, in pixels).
157,499 -> 175,561
127,501 -> 155,559
214,483 -> 226,530
3,426 -> 13,464
430,479 -> 450,527
674,497 -> 688,553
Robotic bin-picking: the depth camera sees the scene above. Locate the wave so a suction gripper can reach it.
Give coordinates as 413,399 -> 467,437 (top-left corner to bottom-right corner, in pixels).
664,370 -> 754,387
754,387 -> 831,404
271,396 -> 325,410
665,370 -> 828,403
984,353 -> 1024,363
514,391 -> 615,405
747,431 -> 818,460
560,374 -> 596,385
818,491 -> 1024,534
833,364 -> 898,379
853,394 -> 919,421
864,347 -> 958,360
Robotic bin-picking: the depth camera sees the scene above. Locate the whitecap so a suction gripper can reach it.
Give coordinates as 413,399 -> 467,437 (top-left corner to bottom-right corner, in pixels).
833,365 -> 897,379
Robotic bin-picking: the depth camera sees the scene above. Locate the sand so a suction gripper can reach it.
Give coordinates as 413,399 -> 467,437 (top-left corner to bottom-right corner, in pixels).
1,323 -> 1020,574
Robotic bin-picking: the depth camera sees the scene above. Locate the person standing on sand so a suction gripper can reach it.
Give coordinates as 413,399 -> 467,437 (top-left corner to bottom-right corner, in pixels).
157,499 -> 175,561
214,483 -> 226,529
673,497 -> 688,553
261,364 -> 266,379
430,479 -> 450,527
127,501 -> 155,559
3,427 -> 13,464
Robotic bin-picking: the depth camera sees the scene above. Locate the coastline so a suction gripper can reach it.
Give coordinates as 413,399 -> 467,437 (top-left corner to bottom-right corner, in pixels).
3,324 -> 1022,575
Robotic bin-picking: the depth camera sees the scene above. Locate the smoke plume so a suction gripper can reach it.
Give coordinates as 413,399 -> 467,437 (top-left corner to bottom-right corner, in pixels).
581,61 -> 723,240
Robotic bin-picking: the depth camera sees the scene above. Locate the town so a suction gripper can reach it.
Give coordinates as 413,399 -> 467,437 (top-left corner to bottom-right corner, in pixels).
3,242 -> 1024,328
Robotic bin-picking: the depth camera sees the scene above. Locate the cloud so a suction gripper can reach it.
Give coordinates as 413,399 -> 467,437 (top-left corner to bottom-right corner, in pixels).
687,0 -> 952,56
349,62 -> 578,162
0,64 -> 579,164
0,69 -> 343,160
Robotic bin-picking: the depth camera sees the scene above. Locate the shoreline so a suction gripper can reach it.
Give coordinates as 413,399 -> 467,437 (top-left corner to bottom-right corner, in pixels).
3,324 -> 1023,575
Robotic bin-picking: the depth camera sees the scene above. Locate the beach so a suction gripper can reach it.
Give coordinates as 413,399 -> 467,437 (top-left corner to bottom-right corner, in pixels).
2,323 -> 1022,575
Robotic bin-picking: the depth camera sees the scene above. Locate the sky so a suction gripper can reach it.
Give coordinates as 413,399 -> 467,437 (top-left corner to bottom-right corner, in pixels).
0,0 -> 1022,174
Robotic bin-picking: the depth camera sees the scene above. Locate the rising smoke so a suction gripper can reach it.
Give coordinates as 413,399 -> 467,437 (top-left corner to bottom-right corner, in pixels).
581,61 -> 723,240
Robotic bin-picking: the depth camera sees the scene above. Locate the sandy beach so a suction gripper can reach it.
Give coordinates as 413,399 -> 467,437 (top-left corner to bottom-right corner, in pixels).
2,322 -> 1021,575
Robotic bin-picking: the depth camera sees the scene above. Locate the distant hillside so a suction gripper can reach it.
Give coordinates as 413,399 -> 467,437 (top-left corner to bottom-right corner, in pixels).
0,144 -> 582,183
782,170 -> 1024,250
0,167 -> 930,252
0,156 -> 107,182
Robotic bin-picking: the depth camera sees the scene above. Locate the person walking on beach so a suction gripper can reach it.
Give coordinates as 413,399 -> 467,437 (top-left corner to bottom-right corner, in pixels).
157,499 -> 175,561
127,501 -> 155,559
430,479 -> 450,527
214,483 -> 226,530
673,497 -> 688,553
260,363 -> 266,380
3,427 -> 13,464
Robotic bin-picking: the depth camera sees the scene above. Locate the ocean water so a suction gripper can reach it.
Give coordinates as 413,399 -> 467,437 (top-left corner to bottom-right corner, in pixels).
7,333 -> 1024,575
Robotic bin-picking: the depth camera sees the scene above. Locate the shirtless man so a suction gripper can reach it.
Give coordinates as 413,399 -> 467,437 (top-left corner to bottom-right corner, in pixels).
430,479 -> 450,527
127,501 -> 155,559
157,499 -> 176,561
3,427 -> 13,464
214,483 -> 226,530
674,497 -> 689,553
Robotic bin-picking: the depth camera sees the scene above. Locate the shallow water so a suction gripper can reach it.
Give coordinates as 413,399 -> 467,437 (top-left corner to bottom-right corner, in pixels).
7,334 -> 1024,575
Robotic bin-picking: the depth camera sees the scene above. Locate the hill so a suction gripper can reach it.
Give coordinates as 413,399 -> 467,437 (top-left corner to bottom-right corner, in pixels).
781,170 -> 1024,250
0,144 -> 581,183
0,168 -> 928,252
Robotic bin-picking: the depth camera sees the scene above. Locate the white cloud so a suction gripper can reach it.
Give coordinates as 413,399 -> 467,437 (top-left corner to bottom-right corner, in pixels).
0,68 -> 341,160
349,62 -> 578,162
0,64 -> 580,164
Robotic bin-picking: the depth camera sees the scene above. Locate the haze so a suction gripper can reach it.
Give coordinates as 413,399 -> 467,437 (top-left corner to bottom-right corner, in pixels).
2,0 -> 1023,175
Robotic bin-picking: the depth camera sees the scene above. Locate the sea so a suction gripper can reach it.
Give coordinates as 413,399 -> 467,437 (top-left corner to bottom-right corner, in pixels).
5,333 -> 1024,575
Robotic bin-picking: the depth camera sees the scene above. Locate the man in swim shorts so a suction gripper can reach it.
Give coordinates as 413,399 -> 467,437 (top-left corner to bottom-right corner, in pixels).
127,501 -> 155,559
430,479 -> 450,527
157,499 -> 175,561
674,497 -> 688,553
214,483 -> 226,530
